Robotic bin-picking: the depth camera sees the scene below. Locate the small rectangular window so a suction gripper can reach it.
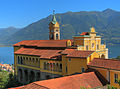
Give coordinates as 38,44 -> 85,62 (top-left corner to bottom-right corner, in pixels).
81,68 -> 85,72
114,74 -> 118,83
44,62 -> 46,70
86,45 -> 89,50
68,58 -> 71,62
97,44 -> 99,50
92,43 -> 94,47
66,66 -> 67,73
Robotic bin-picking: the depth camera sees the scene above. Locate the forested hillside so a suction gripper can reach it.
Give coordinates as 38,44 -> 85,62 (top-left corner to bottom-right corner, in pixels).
2,9 -> 120,45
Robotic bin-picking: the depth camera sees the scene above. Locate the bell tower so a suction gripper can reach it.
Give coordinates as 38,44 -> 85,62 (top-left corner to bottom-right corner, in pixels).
49,10 -> 60,40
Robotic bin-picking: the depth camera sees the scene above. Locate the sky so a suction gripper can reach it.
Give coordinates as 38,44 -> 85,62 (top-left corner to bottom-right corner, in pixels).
0,0 -> 120,28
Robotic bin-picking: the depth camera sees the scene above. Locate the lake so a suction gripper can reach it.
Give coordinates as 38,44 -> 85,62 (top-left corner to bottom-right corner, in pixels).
0,45 -> 119,64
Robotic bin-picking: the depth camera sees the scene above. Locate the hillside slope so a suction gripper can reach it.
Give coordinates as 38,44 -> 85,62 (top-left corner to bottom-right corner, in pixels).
5,9 -> 120,45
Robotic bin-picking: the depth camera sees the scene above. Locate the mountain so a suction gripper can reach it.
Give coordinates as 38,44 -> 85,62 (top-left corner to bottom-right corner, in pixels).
0,27 -> 20,45
4,9 -> 120,45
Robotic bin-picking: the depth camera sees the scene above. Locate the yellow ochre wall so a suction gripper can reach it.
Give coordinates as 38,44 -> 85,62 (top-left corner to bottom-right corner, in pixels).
110,70 -> 120,88
14,53 -> 63,76
89,66 -> 120,89
62,52 -> 99,76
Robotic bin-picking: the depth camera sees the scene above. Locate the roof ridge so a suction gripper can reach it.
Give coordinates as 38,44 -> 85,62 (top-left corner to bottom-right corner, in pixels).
94,58 -> 120,61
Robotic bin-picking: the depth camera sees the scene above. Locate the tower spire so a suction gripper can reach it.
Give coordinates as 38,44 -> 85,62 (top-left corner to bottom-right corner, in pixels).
52,10 -> 57,24
49,10 -> 60,40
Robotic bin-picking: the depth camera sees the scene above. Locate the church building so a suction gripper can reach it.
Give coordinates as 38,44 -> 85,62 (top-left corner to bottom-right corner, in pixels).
13,11 -> 108,84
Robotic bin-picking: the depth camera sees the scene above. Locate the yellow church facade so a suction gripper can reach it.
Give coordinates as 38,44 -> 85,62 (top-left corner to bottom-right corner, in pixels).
14,12 -> 108,85
74,27 -> 108,59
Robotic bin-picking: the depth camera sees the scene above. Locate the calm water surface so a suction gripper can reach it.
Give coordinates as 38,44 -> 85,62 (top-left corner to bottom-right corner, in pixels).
0,45 -> 119,64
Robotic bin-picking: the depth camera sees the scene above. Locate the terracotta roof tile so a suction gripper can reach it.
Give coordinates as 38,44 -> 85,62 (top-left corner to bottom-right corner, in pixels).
13,40 -> 73,48
14,48 -> 62,59
80,32 -> 89,35
88,58 -> 120,70
20,72 -> 103,89
8,86 -> 24,89
62,49 -> 94,58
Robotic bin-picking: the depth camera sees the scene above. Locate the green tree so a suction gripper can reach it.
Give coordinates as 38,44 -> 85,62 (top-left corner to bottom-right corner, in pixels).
4,72 -> 23,88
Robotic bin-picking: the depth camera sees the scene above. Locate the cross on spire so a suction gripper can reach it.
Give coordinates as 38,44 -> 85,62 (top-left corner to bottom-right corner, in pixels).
53,10 -> 55,15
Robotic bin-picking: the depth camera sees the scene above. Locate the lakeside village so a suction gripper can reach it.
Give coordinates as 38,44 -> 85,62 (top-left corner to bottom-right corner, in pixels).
2,12 -> 120,89
0,63 -> 14,72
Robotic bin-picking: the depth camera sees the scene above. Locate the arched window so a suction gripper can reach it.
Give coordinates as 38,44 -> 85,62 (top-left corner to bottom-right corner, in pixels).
29,71 -> 35,83
36,58 -> 38,63
86,45 -> 89,50
17,56 -> 20,64
101,54 -> 105,59
56,63 -> 59,71
23,57 -> 25,64
44,62 -> 46,70
21,57 -> 23,64
18,69 -> 23,82
47,63 -> 49,70
33,58 -> 35,63
24,70 -> 28,82
92,43 -> 94,48
60,64 -> 62,72
26,57 -> 28,64
97,44 -> 99,50
53,63 -> 55,71
56,34 -> 58,40
36,72 -> 40,81
50,63 -> 52,71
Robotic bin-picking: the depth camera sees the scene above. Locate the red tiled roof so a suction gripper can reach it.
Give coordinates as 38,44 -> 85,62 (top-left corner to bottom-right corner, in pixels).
20,72 -> 103,89
62,49 -> 94,58
14,48 -> 62,59
8,86 -> 24,89
88,58 -> 120,70
13,40 -> 73,48
80,32 -> 89,35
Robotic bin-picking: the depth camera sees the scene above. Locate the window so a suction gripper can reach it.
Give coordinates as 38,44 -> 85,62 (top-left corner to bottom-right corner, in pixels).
97,44 -> 99,50
33,58 -> 35,63
92,43 -> 94,48
114,74 -> 118,83
51,34 -> 54,39
56,34 -> 58,40
17,56 -> 20,64
21,57 -> 23,64
50,63 -> 52,70
60,64 -> 62,70
68,58 -> 71,62
81,68 -> 85,72
86,45 -> 89,50
36,58 -> 38,63
23,57 -> 25,64
66,66 -> 67,73
26,57 -> 28,60
44,62 -> 46,70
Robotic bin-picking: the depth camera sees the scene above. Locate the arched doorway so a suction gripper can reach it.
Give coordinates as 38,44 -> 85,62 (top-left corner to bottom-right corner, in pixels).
101,54 -> 105,59
29,71 -> 35,83
24,70 -> 28,82
36,72 -> 40,81
46,75 -> 51,79
18,69 -> 23,82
